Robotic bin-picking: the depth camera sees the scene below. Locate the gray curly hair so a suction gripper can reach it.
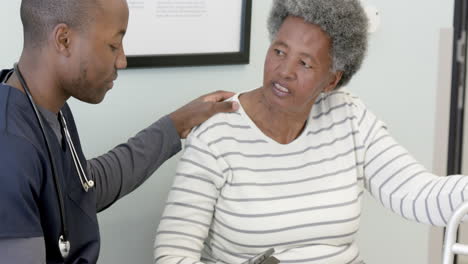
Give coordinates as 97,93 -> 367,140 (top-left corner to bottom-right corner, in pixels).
268,0 -> 369,89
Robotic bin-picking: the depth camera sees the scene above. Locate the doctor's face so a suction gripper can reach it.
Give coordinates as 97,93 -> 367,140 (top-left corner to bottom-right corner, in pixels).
66,0 -> 129,104
261,16 -> 342,117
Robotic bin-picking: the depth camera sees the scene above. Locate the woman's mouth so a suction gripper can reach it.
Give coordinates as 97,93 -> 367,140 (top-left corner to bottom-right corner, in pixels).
272,82 -> 290,97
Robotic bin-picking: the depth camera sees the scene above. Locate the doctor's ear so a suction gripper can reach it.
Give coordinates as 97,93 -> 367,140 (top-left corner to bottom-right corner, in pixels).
53,24 -> 73,56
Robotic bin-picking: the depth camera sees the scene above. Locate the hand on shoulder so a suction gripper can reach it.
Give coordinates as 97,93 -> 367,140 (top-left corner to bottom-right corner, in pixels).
170,90 -> 239,138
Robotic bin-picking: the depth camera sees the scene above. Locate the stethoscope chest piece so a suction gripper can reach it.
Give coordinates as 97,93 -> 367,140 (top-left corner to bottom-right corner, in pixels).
59,235 -> 71,258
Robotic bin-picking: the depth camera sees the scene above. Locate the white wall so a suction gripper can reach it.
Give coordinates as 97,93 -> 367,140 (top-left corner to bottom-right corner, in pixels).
0,1 -> 454,263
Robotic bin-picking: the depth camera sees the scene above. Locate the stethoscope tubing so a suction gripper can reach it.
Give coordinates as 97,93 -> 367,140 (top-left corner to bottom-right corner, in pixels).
13,63 -> 70,257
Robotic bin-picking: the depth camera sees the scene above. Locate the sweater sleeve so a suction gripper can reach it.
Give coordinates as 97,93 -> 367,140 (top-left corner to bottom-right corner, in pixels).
154,133 -> 227,264
88,115 -> 182,212
353,98 -> 468,226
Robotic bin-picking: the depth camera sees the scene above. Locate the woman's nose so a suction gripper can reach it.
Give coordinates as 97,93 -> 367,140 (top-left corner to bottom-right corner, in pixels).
279,59 -> 296,80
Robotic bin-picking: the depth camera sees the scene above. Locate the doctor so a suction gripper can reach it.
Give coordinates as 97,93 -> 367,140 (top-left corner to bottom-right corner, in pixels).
0,0 -> 238,263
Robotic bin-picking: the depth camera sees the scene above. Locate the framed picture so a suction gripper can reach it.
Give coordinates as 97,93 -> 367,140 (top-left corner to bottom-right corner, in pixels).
124,0 -> 252,68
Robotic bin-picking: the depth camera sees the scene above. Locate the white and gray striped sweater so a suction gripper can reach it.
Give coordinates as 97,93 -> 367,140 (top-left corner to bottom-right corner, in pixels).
154,90 -> 468,264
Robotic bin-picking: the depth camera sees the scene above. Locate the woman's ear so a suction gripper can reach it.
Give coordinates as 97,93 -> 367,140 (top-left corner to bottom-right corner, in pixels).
323,71 -> 343,92
52,23 -> 72,57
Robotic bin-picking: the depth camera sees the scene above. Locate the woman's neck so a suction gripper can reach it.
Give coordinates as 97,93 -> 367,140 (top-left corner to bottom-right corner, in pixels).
239,88 -> 310,144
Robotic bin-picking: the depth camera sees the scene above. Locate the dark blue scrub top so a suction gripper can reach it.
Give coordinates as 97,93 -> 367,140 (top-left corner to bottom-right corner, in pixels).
0,69 -> 100,263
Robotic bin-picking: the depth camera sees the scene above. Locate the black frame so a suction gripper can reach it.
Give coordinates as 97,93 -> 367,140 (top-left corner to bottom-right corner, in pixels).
448,0 -> 467,176
448,1 -> 468,263
126,0 -> 252,68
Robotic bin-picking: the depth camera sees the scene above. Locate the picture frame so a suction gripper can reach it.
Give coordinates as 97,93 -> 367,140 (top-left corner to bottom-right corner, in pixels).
124,0 -> 252,68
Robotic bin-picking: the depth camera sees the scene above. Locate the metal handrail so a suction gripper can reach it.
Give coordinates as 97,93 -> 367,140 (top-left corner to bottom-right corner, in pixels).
442,202 -> 468,264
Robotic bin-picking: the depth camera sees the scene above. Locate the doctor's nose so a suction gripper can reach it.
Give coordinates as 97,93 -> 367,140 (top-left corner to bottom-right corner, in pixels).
116,47 -> 127,70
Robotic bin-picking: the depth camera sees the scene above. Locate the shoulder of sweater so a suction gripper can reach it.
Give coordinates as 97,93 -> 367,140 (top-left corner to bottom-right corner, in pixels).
190,110 -> 244,140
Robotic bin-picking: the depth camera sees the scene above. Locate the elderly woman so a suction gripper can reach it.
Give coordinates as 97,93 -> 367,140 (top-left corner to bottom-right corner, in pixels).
154,0 -> 467,263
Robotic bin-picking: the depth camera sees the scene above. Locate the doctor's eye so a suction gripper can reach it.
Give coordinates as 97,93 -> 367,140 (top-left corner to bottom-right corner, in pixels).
109,45 -> 118,52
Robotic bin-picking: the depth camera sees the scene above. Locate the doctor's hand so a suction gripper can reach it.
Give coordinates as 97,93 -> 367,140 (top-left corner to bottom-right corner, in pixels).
170,90 -> 239,139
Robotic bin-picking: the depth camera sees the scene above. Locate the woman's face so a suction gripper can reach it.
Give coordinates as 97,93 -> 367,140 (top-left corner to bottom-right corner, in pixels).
262,16 -> 342,117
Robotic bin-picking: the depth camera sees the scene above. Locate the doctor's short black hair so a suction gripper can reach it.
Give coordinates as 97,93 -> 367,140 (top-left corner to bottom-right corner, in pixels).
20,0 -> 101,47
268,0 -> 369,89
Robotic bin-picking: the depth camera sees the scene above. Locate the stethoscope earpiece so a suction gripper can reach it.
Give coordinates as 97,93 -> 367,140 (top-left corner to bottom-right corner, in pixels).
82,180 -> 94,192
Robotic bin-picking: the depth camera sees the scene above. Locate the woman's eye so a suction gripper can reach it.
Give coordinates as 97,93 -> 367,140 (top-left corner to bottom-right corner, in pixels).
274,49 -> 285,56
301,61 -> 311,69
110,45 -> 118,52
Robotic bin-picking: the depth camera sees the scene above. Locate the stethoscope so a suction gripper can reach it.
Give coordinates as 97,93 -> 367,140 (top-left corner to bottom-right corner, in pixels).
6,64 -> 95,259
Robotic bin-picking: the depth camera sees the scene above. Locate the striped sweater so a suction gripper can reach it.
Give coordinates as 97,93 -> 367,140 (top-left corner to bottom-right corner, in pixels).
154,89 -> 468,264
